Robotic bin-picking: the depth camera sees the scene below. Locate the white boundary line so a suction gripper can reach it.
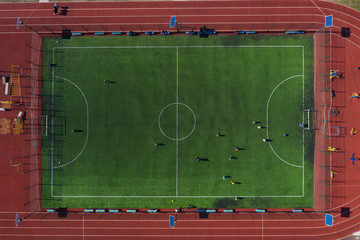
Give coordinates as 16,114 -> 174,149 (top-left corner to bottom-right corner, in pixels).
53,195 -> 303,198
51,47 -> 54,197
262,213 -> 264,240
51,45 -> 306,198
0,6 -> 336,13
82,214 -> 85,239
176,46 -> 179,197
0,13 -> 328,20
302,46 -> 305,196
55,46 -> 305,49
310,0 -> 326,16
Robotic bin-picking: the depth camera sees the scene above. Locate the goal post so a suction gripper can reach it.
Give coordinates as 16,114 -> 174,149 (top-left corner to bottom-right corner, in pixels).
303,109 -> 315,130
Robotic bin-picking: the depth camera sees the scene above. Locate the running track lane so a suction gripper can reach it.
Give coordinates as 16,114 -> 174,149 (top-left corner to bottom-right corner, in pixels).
0,0 -> 360,239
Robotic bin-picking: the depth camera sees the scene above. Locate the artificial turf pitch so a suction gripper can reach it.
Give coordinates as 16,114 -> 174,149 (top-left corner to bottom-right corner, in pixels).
41,35 -> 314,209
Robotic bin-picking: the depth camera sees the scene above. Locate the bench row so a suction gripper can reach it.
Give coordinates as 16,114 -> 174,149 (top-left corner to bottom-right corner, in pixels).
47,208 -> 304,213
71,31 -> 170,36
71,30 -> 305,37
235,30 -> 305,34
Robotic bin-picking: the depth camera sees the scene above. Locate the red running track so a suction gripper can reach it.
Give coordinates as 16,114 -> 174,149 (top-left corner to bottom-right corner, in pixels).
1,0 -> 360,239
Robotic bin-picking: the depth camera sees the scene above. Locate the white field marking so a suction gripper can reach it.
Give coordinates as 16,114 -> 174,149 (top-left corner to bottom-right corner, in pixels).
6,222 -> 360,240
262,213 -> 264,240
55,46 -> 305,49
54,45 -> 303,198
158,102 -> 196,141
1,206 -> 360,230
313,34 -> 316,211
7,1 -> 360,36
0,13 -> 326,20
22,2 -> 41,22
176,47 -> 179,197
0,6 -> 333,13
51,47 -> 55,197
0,6 -> 347,13
0,218 -> 326,223
2,20 -> 324,27
34,21 -> 322,27
7,213 -> 360,231
10,8 -> 360,35
3,5 -> 360,36
82,214 -> 85,240
266,75 -> 304,168
302,46 -> 305,196
0,204 -> 356,239
4,217 -> 360,233
43,115 -> 48,136
53,195 -> 303,198
310,0 -> 326,16
1,207 -> 359,238
333,185 -> 360,187
0,21 -> 323,30
0,226 -> 335,230
52,76 -> 89,169
0,233 -> 360,239
0,3 -> 358,36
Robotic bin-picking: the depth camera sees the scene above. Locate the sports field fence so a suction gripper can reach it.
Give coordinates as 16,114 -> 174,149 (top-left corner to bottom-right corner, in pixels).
21,21 -> 324,35
314,26 -> 332,214
22,31 -> 43,213
18,21 -> 331,217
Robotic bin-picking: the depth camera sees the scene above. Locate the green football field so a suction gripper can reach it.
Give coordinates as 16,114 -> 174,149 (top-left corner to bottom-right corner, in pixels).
41,35 -> 314,209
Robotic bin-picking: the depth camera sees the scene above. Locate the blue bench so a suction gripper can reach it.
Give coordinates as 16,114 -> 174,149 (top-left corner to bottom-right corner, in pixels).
47,209 -> 56,213
95,32 -> 105,35
126,209 -> 137,213
109,209 -> 119,213
223,209 -> 234,213
169,215 -> 175,228
145,31 -> 155,35
235,30 -> 245,34
196,209 -> 206,213
255,209 -> 266,213
112,32 -> 122,35
286,30 -> 305,34
292,209 -> 303,213
160,31 -> 170,35
72,32 -> 81,36
246,31 -> 256,34
147,209 -> 157,213
206,209 -> 216,213
95,209 -> 105,213
84,209 -> 94,213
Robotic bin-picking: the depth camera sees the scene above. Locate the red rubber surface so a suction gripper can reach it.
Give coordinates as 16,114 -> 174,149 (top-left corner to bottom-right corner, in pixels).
0,0 -> 360,239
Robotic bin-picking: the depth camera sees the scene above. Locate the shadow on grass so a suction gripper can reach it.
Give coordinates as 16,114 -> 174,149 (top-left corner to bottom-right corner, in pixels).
213,198 -> 241,208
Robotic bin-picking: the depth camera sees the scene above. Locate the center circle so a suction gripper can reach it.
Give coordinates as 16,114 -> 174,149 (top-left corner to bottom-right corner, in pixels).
158,102 -> 196,141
